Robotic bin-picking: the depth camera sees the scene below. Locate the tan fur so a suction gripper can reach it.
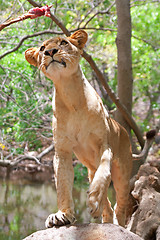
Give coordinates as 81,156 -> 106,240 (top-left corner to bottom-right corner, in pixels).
25,30 -> 143,227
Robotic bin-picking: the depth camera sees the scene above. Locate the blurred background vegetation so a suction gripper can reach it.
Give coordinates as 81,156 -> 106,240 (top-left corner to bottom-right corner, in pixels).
0,0 -> 159,158
0,1 -> 159,239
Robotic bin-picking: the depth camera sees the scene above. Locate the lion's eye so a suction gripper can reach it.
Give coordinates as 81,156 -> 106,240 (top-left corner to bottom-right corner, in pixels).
40,46 -> 45,51
60,40 -> 68,46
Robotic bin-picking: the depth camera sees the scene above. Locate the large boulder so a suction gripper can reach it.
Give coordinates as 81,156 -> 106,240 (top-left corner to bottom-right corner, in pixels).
23,223 -> 142,240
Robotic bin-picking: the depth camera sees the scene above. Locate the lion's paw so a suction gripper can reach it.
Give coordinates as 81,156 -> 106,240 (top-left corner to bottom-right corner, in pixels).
87,187 -> 104,218
45,210 -> 76,228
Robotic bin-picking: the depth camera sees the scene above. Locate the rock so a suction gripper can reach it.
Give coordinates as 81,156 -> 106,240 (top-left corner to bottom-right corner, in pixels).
127,162 -> 160,240
157,226 -> 160,240
23,223 -> 143,240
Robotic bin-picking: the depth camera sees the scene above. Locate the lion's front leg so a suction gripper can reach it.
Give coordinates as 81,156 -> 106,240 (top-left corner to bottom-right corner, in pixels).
87,148 -> 113,220
45,150 -> 75,228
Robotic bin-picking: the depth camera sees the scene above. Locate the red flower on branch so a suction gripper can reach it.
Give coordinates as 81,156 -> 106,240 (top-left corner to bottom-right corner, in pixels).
0,5 -> 52,31
28,5 -> 52,18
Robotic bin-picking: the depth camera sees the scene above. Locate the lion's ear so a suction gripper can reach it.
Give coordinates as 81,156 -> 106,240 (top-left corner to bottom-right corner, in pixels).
25,47 -> 39,67
68,30 -> 88,49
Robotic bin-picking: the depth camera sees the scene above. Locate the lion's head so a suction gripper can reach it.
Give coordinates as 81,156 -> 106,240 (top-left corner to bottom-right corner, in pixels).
25,30 -> 88,81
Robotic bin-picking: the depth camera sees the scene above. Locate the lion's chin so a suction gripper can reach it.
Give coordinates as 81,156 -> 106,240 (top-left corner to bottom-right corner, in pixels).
46,59 -> 66,70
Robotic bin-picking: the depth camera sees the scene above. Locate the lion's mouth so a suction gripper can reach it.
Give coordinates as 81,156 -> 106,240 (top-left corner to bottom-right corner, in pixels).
46,59 -> 66,70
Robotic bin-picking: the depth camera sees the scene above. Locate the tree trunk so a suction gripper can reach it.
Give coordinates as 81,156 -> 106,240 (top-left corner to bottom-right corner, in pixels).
115,0 -> 133,136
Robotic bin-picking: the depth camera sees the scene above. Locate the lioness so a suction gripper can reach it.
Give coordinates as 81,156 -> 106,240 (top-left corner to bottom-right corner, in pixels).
25,30 -> 153,227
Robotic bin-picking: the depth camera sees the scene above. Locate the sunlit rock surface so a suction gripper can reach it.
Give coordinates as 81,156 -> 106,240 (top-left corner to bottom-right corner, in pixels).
23,223 -> 142,240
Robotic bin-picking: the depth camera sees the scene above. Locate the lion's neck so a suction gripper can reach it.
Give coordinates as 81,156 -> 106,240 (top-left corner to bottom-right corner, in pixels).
54,66 -> 87,112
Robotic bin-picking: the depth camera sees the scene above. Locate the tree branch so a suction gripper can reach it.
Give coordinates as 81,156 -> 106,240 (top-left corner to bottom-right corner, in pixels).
131,0 -> 160,8
0,30 -> 62,60
0,143 -> 54,168
83,1 -> 116,28
0,15 -> 30,31
0,4 -> 52,31
0,27 -> 116,60
37,143 -> 54,159
132,34 -> 159,51
78,1 -> 102,28
27,0 -> 41,8
0,156 -> 41,167
82,51 -> 145,147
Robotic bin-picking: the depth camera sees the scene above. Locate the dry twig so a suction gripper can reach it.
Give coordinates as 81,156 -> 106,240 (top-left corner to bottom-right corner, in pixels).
0,143 -> 54,168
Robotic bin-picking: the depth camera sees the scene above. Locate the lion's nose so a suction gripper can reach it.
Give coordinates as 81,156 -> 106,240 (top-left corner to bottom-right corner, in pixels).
44,48 -> 58,57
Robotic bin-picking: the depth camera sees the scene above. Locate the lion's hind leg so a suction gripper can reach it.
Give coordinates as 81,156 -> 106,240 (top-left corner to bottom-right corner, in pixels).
111,161 -> 131,227
87,148 -> 113,220
102,196 -> 114,223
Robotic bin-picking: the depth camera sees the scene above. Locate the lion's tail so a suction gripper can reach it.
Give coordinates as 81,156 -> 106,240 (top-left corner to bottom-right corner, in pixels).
132,129 -> 157,161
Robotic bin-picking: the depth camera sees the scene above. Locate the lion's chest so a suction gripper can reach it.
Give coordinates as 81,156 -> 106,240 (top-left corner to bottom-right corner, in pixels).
53,87 -> 110,169
64,111 -> 106,169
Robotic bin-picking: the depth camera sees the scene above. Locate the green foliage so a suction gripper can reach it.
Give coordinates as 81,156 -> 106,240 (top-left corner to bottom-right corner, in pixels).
74,163 -> 88,188
0,50 -> 52,152
131,2 -> 160,130
0,0 -> 159,154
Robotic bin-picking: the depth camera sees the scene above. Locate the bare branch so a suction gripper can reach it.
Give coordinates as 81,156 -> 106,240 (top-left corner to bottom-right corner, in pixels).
78,1 -> 102,28
82,51 -> 145,147
0,15 -> 30,31
0,156 -> 41,167
0,64 -> 37,98
27,0 -> 41,8
37,143 -> 54,159
0,4 -> 52,31
131,0 -> 160,8
0,25 -> 117,60
0,143 -> 54,168
132,34 -> 159,51
0,30 -> 62,60
83,1 -> 116,28
82,27 -> 116,32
